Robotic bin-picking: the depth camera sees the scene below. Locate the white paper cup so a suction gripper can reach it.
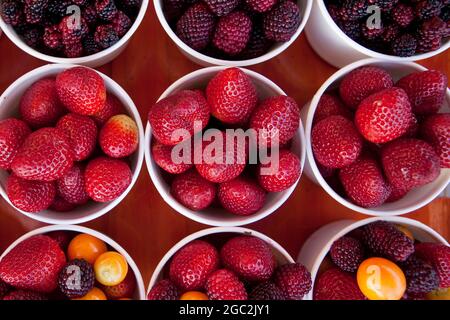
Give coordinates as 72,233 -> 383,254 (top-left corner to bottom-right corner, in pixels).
153,0 -> 312,67
302,58 -> 450,216
0,64 -> 145,225
145,66 -> 306,227
305,0 -> 450,68
0,1 -> 149,68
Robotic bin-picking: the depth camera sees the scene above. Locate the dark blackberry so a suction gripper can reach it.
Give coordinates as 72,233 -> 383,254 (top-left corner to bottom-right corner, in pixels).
402,255 -> 440,294
73,0 -> 89,5
330,236 -> 365,273
46,0 -> 74,20
415,0 -> 444,20
0,280 -> 10,299
213,11 -> 252,55
382,23 -> 400,42
1,0 -> 23,26
94,24 -> 120,48
249,282 -> 286,300
22,27 -> 43,49
263,1 -> 301,42
418,16 -> 446,38
238,21 -> 273,59
24,0 -> 49,24
440,5 -> 450,21
338,20 -> 362,40
64,41 -> 83,57
392,33 -> 418,56
82,35 -> 101,55
372,0 -> 399,11
416,33 -> 441,52
58,259 -> 95,298
82,4 -> 98,26
203,0 -> 240,17
121,0 -> 141,7
43,25 -> 63,51
341,0 -> 370,21
3,290 -> 47,300
95,0 -> 118,21
111,10 -> 132,37
361,19 -> 384,40
59,16 -> 89,46
392,3 -> 415,27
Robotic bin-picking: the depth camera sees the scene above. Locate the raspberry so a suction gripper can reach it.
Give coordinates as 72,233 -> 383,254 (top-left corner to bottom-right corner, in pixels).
361,20 -> 384,40
391,33 -> 417,57
147,280 -> 180,300
382,24 -> 400,43
58,259 -> 95,298
273,263 -> 312,300
250,282 -> 286,300
82,35 -> 101,55
402,255 -> 440,294
95,0 -> 118,21
82,4 -> 98,26
24,0 -> 49,24
392,3 -> 415,27
213,11 -> 252,55
43,25 -> 63,51
263,1 -> 301,42
46,0 -> 73,20
59,16 -> 89,46
203,0 -> 240,16
238,20 -> 273,59
340,0 -> 369,21
64,41 -> 83,57
330,236 -> 365,273
22,27 -> 43,49
94,24 -> 119,49
111,10 -> 132,37
245,0 -> 277,13
415,0 -> 444,20
1,0 -> 23,26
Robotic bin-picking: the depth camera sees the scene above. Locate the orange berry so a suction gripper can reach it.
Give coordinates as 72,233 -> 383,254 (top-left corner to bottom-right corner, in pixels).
73,287 -> 107,300
180,291 -> 209,300
68,234 -> 107,264
94,251 -> 128,286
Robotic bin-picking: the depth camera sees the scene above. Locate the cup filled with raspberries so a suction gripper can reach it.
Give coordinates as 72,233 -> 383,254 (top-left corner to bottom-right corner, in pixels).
0,0 -> 149,67
145,67 -> 306,226
303,59 -> 450,216
298,217 -> 450,300
154,0 -> 313,66
148,227 -> 313,300
0,64 -> 144,224
0,225 -> 146,300
305,0 -> 450,68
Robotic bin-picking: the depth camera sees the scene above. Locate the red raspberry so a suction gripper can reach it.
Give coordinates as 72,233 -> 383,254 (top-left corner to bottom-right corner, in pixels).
213,11 -> 252,56
330,236 -> 365,273
273,263 -> 312,300
263,1 -> 301,41
203,0 -> 240,16
147,280 -> 180,300
249,282 -> 286,300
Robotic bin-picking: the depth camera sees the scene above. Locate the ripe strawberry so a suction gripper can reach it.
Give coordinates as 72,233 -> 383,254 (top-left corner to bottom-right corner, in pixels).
0,235 -> 65,293
355,88 -> 414,144
147,280 -> 180,300
92,94 -> 124,125
421,113 -> 450,168
84,157 -> 132,203
273,263 -> 312,300
213,11 -> 252,55
249,282 -> 286,300
402,255 -> 440,294
415,243 -> 450,288
257,149 -> 301,192
314,268 -> 366,300
396,70 -> 447,115
56,113 -> 98,161
330,236 -> 365,273
0,118 -> 31,170
312,115 -> 363,169
149,90 -> 210,146
19,78 -> 66,128
3,290 -> 48,300
221,236 -> 276,282
47,231 -> 73,251
152,139 -> 193,174
171,169 -> 216,211
102,271 -> 136,299
339,66 -> 394,109
99,114 -> 138,158
386,184 -> 410,203
11,128 -> 75,182
313,93 -> 352,124
206,68 -> 258,125
218,177 -> 266,216
56,67 -> 107,116
204,0 -> 240,16
169,240 -> 219,291
245,0 -> 277,12
250,96 -> 300,148
50,196 -> 77,212
205,269 -> 248,300
381,138 -> 440,190
56,163 -> 89,205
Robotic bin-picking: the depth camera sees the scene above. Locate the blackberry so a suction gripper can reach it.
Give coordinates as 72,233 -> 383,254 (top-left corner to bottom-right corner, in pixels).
338,20 -> 362,40
43,25 -> 63,51
203,0 -> 240,17
213,11 -> 252,55
340,0 -> 370,21
440,5 -> 450,21
95,0 -> 118,21
58,259 -> 95,298
24,0 -> 49,24
0,280 -> 10,299
249,282 -> 286,300
82,35 -> 101,55
361,19 -> 384,40
382,24 -> 400,42
392,33 -> 417,56
415,0 -> 444,20
22,27 -> 43,49
82,4 -> 98,26
392,3 -> 415,28
94,24 -> 120,48
64,41 -> 83,57
1,0 -> 23,26
46,0 -> 74,20
239,21 -> 273,59
330,236 -> 365,273
372,0 -> 399,11
402,255 -> 440,294
59,16 -> 89,46
263,1 -> 301,42
418,16 -> 446,38
121,0 -> 141,8
111,10 -> 132,37
416,33 -> 442,52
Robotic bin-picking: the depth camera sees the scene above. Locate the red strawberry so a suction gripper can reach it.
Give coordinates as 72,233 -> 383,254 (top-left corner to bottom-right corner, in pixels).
102,271 -> 136,299
206,68 -> 258,125
314,268 -> 366,300
147,280 -> 180,300
273,263 -> 312,300
314,93 -> 352,124
421,113 -> 450,168
415,243 -> 450,288
257,149 -> 301,192
49,196 -> 77,212
0,118 -> 31,170
56,163 -> 89,205
386,184 -> 410,203
84,157 -> 132,203
0,235 -> 66,293
3,290 -> 48,300
46,231 -> 73,251
355,88 -> 414,144
381,138 -> 440,190
312,115 -> 363,169
56,113 -> 98,161
330,236 -> 365,273
169,240 -> 219,291
171,169 -> 216,211
205,269 -> 248,300
245,0 -> 277,12
6,174 -> 56,213
339,66 -> 394,109
221,236 -> 276,282
99,114 -> 139,158
250,96 -> 300,148
149,90 -> 210,146
19,78 -> 66,128
396,70 -> 448,115
56,67 -> 106,116
152,139 -> 193,174
92,94 -> 124,125
218,176 -> 266,216
11,128 -> 75,182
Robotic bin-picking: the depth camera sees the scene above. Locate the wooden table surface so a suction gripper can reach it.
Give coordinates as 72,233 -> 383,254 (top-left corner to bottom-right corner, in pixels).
0,6 -> 449,289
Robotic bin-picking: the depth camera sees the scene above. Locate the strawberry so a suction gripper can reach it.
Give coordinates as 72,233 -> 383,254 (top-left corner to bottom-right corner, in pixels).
312,115 -> 363,169
205,269 -> 248,300
396,70 -> 448,115
84,157 -> 132,203
46,231 -> 73,251
147,280 -> 180,300
330,236 -> 365,273
381,138 -> 440,190
273,263 -> 312,300
313,93 -> 352,124
169,240 -> 219,291
6,174 -> 56,213
92,94 -> 124,125
0,235 -> 66,293
152,139 -> 193,174
415,243 -> 450,288
56,163 -> 89,205
386,184 -> 410,203
218,176 -> 266,216
3,290 -> 48,300
102,271 -> 136,299
206,68 -> 257,125
149,90 -> 210,146
11,128 -> 75,182
355,88 -> 414,144
56,113 -> 98,161
56,67 -> 106,116
221,236 -> 276,282
19,78 -> 66,128
0,118 -> 31,170
99,114 -> 139,158
339,66 -> 394,109
249,282 -> 286,300
171,169 -> 216,211
50,196 -> 77,212
250,96 -> 300,148
314,268 -> 366,300
257,149 -> 301,192
421,113 -> 450,168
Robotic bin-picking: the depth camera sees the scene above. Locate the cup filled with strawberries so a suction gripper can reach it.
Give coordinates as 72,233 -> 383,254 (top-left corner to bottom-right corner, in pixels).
0,64 -> 144,224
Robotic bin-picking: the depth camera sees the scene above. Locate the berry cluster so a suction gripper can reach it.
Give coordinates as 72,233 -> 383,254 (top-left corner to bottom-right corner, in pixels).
325,0 -> 450,57
312,66 -> 449,208
148,235 -> 312,300
0,0 -> 141,58
165,0 -> 302,60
